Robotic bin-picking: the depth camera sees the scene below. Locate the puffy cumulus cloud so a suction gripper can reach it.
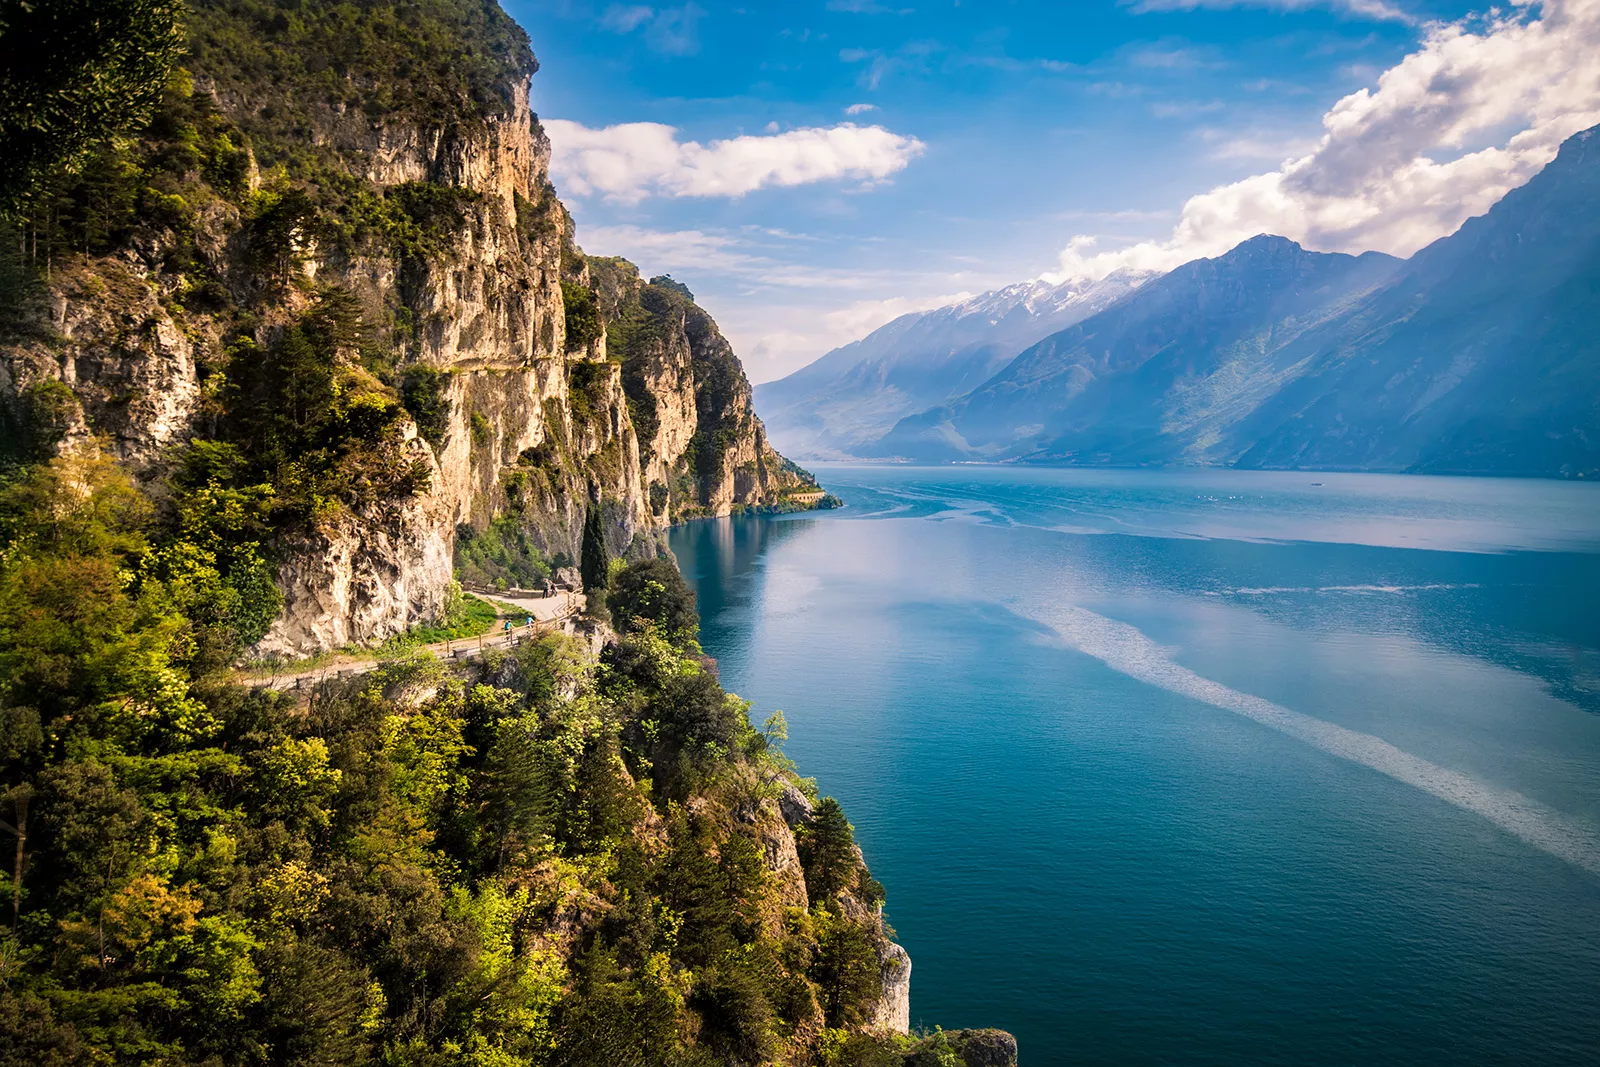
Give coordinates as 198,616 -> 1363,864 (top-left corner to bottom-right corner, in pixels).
1048,0 -> 1600,282
546,120 -> 926,204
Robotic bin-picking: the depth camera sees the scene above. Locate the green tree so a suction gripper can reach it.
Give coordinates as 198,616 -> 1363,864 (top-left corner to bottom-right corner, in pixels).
801,797 -> 859,904
606,557 -> 699,643
579,503 -> 609,605
812,907 -> 885,1030
561,280 -> 603,351
0,452 -> 206,738
400,367 -> 452,448
253,939 -> 379,1067
0,989 -> 92,1065
0,0 -> 185,214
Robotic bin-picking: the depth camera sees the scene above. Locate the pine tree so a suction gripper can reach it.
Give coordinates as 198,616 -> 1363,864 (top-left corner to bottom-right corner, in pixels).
802,797 -> 858,903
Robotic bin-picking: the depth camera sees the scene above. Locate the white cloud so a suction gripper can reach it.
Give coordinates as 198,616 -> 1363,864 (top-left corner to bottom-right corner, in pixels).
597,4 -> 706,55
546,120 -> 926,203
1127,44 -> 1224,70
823,291 -> 978,340
1149,99 -> 1226,119
574,224 -> 943,292
575,224 -> 764,276
827,0 -> 913,11
845,102 -> 880,115
1199,127 -> 1319,161
1048,0 -> 1600,282
1127,0 -> 1415,23
734,290 -> 981,382
600,5 -> 654,33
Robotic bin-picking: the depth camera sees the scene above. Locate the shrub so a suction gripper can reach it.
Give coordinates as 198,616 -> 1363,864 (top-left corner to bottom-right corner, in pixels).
400,366 -> 452,447
562,280 -> 603,351
454,517 -> 552,590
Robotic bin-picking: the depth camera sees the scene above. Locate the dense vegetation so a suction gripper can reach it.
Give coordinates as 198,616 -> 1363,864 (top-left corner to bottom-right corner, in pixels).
0,0 -> 558,618
0,451 -> 925,1065
0,0 -> 186,214
455,517 -> 561,592
0,4 -> 1002,1060
184,0 -> 536,160
582,257 -> 823,522
0,34 -> 473,529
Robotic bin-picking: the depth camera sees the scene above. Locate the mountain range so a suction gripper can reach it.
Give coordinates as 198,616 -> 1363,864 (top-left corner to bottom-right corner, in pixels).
754,270 -> 1151,458
765,123 -> 1600,479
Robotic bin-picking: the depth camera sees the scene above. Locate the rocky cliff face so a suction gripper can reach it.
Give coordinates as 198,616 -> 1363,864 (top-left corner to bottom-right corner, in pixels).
0,3 -> 817,655
762,780 -> 913,1037
589,257 -> 815,523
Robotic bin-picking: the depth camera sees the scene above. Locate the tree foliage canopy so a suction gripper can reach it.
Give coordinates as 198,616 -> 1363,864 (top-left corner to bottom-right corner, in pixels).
0,0 -> 928,1060
607,557 -> 700,644
0,449 -> 900,1066
0,0 -> 185,215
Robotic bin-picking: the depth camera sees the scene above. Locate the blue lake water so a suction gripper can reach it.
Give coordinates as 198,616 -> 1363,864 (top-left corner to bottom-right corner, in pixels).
667,466 -> 1600,1067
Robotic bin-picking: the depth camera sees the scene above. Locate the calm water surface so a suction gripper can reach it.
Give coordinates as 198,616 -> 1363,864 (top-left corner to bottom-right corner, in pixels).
668,466 -> 1600,1067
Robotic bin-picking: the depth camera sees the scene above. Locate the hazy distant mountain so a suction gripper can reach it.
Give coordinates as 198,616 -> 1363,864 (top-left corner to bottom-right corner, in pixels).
1235,124 -> 1600,476
879,123 -> 1600,478
754,271 -> 1152,458
879,237 -> 1401,462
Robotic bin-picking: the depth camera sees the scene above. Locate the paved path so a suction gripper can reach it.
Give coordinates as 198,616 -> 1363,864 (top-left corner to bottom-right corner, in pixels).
479,589 -> 584,622
242,593 -> 585,692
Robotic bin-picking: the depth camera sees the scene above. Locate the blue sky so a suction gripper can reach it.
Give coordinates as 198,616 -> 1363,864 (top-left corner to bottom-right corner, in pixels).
501,0 -> 1600,382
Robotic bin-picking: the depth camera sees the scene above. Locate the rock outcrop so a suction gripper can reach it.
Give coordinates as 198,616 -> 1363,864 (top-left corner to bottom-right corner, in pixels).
590,257 -> 814,522
942,1029 -> 1022,1067
874,941 -> 913,1034
768,779 -> 914,1036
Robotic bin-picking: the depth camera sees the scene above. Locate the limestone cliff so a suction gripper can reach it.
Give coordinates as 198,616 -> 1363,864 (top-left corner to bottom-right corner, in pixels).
0,0 -> 822,656
587,257 -> 816,522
